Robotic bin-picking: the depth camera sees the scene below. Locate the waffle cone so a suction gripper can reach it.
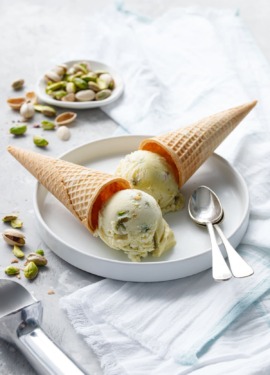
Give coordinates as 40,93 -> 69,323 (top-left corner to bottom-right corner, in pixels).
140,101 -> 257,187
8,146 -> 130,233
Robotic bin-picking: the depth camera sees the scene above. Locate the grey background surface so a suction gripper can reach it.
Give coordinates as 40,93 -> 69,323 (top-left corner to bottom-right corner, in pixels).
0,1 -> 269,374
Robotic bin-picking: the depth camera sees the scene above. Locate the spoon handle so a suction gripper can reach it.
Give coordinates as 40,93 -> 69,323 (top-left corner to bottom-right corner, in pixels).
214,225 -> 254,278
206,222 -> 232,281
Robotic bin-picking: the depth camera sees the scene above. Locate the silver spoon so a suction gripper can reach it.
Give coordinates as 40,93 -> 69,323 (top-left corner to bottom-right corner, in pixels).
188,186 -> 232,281
188,186 -> 253,279
0,279 -> 85,375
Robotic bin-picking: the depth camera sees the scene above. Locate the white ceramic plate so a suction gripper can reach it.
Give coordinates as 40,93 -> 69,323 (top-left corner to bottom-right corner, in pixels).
34,135 -> 249,282
37,60 -> 124,109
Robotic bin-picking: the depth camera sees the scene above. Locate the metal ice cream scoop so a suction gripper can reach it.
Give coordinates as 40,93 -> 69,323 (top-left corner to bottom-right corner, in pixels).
0,279 -> 85,375
188,185 -> 253,281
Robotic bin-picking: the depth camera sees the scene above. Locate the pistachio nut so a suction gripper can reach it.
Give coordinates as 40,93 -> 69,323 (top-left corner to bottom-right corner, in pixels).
52,65 -> 66,76
88,82 -> 100,92
73,63 -> 88,74
24,261 -> 39,280
95,89 -> 112,101
46,81 -> 66,92
2,214 -> 18,222
99,73 -> 113,87
36,249 -> 45,256
81,72 -> 97,82
34,104 -> 56,117
5,265 -> 20,276
61,93 -> 75,102
73,77 -> 88,90
95,70 -> 108,76
97,78 -> 109,90
44,70 -> 61,82
67,67 -> 76,75
9,124 -> 27,136
12,79 -> 24,90
56,125 -> 71,141
2,228 -> 25,246
25,91 -> 38,104
7,97 -> 25,110
75,90 -> 95,102
66,82 -> 76,93
25,252 -> 47,266
33,135 -> 49,147
11,218 -> 23,229
12,245 -> 25,259
41,120 -> 55,130
20,101 -> 35,119
51,90 -> 67,100
67,72 -> 83,82
55,112 -> 77,126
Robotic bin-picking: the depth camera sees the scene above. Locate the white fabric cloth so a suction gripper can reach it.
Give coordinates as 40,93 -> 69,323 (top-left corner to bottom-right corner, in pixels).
61,4 -> 270,374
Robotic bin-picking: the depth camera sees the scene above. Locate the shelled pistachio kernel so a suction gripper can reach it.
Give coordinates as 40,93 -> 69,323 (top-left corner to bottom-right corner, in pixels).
36,249 -> 44,256
41,120 -> 55,130
24,261 -> 39,280
11,218 -> 23,229
10,124 -> 27,135
96,89 -> 112,101
33,135 -> 49,147
12,245 -> 25,259
2,228 -> 25,246
5,265 -> 20,276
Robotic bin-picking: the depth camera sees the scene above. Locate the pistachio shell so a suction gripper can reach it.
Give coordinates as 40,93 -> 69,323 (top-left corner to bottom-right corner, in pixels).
55,112 -> 77,126
99,73 -> 113,87
7,97 -> 25,110
66,82 -> 76,93
61,93 -> 76,102
34,104 -> 56,117
73,63 -> 88,74
75,90 -> 95,101
25,91 -> 38,104
44,71 -> 61,82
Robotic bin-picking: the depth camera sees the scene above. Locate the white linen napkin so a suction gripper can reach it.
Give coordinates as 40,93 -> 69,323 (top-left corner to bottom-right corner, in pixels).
61,4 -> 270,374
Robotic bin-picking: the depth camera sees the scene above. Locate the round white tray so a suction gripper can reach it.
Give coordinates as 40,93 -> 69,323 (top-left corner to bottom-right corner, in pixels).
34,135 -> 249,282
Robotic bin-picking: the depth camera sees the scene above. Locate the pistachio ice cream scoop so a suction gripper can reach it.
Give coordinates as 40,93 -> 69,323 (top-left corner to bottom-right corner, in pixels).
116,150 -> 184,214
97,189 -> 176,261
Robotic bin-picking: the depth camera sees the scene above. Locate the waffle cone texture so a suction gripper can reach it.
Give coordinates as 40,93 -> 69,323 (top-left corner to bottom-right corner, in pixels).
7,146 -> 130,233
140,100 -> 257,187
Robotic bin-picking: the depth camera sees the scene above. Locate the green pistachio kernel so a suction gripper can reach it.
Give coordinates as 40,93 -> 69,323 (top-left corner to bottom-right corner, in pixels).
5,265 -> 20,276
73,78 -> 88,90
36,249 -> 44,256
46,81 -> 66,92
33,135 -> 49,147
12,245 -> 25,259
11,218 -> 23,229
10,124 -> 27,135
34,105 -> 56,117
24,261 -> 39,280
41,120 -> 55,130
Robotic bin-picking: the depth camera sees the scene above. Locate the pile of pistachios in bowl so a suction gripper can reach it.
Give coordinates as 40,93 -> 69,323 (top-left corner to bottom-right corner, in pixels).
44,61 -> 115,102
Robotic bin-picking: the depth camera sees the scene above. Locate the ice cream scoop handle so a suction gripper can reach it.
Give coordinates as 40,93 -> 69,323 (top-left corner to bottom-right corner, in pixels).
18,326 -> 85,375
214,224 -> 254,278
206,222 -> 232,281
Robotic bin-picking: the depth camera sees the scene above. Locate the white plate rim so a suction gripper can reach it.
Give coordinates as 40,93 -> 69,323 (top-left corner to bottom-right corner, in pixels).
36,59 -> 124,109
33,135 -> 250,281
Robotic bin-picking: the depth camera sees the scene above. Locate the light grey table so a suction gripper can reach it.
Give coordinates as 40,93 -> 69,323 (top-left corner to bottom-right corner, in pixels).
0,1 -> 269,374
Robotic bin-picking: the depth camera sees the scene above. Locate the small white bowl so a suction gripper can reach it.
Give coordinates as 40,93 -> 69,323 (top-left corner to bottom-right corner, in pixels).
37,60 -> 124,109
